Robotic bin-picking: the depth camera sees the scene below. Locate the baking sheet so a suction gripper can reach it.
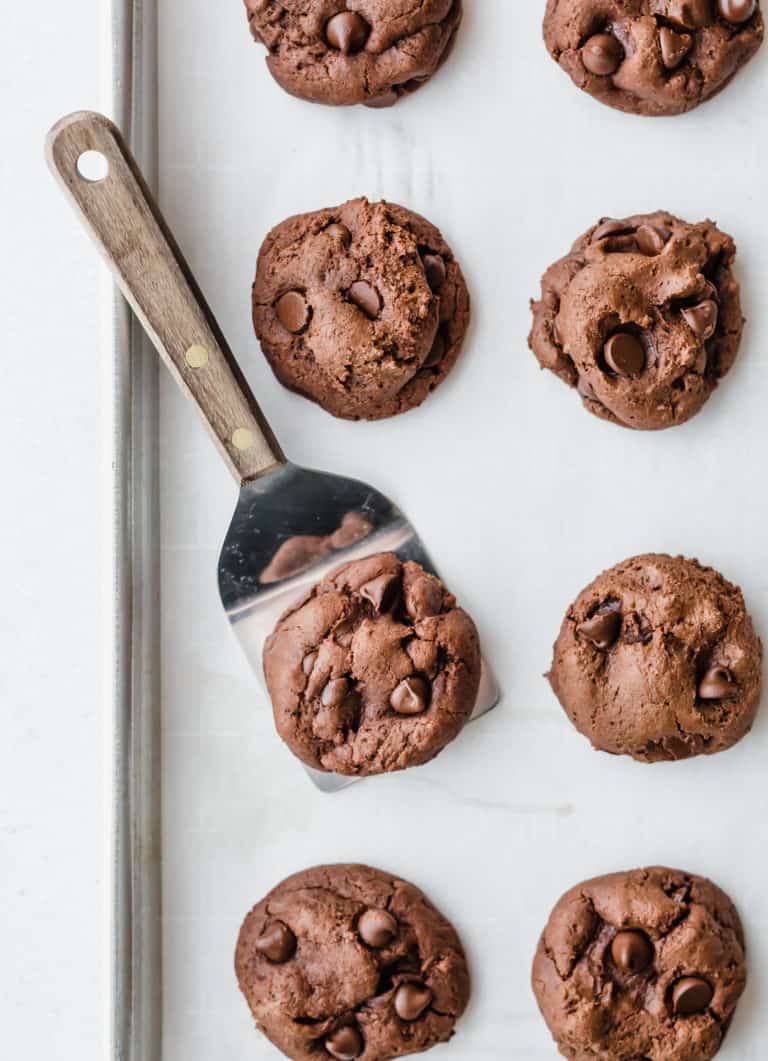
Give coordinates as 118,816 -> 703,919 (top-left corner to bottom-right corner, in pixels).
155,3 -> 768,1058
107,2 -> 160,1059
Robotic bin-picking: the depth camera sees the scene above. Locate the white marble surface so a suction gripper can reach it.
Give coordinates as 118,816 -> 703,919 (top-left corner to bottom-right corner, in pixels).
153,4 -> 766,1061
1,2 -> 107,1058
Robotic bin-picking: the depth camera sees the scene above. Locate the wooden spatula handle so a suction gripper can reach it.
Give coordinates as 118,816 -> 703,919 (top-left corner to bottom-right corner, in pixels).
46,111 -> 285,484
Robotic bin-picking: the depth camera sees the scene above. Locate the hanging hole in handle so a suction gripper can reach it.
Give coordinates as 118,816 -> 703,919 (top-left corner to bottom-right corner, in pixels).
77,150 -> 109,182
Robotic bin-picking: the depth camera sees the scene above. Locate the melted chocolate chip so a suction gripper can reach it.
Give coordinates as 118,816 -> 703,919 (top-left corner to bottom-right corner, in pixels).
360,572 -> 400,613
325,11 -> 369,55
577,607 -> 622,650
394,982 -> 433,1021
390,676 -> 430,715
698,665 -> 737,700
365,89 -> 399,108
325,1024 -> 364,1060
718,0 -> 757,23
422,253 -> 447,292
348,280 -> 381,319
672,976 -> 714,1016
254,921 -> 296,963
682,300 -> 719,340
593,218 -> 633,241
604,332 -> 646,376
582,33 -> 625,75
636,224 -> 670,256
334,618 -> 357,648
659,27 -> 693,69
322,677 -> 350,708
611,930 -> 654,974
326,223 -> 352,247
424,332 -> 446,368
358,909 -> 398,948
668,0 -> 712,28
275,291 -> 310,334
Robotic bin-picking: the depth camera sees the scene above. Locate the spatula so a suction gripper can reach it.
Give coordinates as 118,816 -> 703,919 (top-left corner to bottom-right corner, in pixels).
46,111 -> 500,791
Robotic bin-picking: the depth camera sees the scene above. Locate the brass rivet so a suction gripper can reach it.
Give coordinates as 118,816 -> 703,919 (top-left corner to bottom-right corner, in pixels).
185,344 -> 209,369
232,428 -> 255,451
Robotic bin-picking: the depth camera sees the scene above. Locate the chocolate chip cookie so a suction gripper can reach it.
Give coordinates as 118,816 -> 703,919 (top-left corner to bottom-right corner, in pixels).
263,553 -> 481,775
529,211 -> 744,430
548,554 -> 763,762
543,0 -> 764,117
253,197 -> 470,421
236,863 -> 470,1061
532,866 -> 747,1061
244,1 -> 463,108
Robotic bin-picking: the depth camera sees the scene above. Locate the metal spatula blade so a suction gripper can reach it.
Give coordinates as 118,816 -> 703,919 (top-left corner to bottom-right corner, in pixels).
47,111 -> 500,792
219,464 -> 500,791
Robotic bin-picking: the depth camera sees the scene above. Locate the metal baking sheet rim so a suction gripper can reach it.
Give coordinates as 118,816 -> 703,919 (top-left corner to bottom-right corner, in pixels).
105,1 -> 161,1058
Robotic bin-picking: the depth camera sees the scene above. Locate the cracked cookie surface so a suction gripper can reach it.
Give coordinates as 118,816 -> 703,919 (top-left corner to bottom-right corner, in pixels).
548,554 -> 762,762
543,0 -> 764,117
263,552 -> 481,775
532,867 -> 747,1061
529,211 -> 743,430
253,197 -> 470,421
236,863 -> 470,1061
244,0 -> 463,107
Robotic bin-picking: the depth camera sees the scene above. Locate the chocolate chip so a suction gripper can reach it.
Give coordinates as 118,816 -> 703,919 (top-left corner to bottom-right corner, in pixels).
325,11 -> 369,55
593,219 -> 633,241
668,0 -> 712,28
424,332 -> 446,368
698,665 -> 737,700
322,677 -> 350,708
577,607 -> 622,650
365,89 -> 399,108
611,930 -> 654,974
422,253 -> 447,292
700,279 -> 720,302
659,27 -> 693,69
275,291 -> 310,334
635,224 -> 669,256
325,1024 -> 364,1060
394,982 -> 433,1021
334,618 -> 357,648
326,223 -> 351,247
604,332 -> 646,376
682,300 -> 718,341
360,573 -> 400,613
302,651 -> 318,676
582,33 -> 625,76
672,977 -> 714,1016
358,909 -> 398,948
718,0 -> 757,23
390,676 -> 430,715
254,921 -> 296,963
348,280 -> 381,319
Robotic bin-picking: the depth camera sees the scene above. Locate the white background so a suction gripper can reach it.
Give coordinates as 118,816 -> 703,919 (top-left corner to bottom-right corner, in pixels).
2,2 -> 767,1060
1,3 -> 106,1059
